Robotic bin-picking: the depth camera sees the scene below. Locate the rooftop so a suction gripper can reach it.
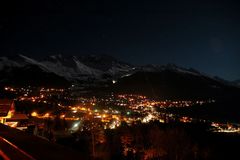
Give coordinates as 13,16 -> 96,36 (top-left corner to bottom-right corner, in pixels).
0,124 -> 86,160
0,99 -> 14,117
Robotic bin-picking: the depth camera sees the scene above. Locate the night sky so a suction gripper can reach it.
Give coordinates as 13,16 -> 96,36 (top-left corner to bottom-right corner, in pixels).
0,0 -> 240,80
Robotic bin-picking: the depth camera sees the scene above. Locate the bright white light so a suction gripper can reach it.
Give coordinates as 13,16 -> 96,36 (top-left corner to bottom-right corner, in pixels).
70,121 -> 81,132
73,123 -> 79,128
112,80 -> 117,84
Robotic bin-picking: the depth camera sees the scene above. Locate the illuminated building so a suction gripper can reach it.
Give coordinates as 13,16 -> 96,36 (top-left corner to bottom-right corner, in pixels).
0,99 -> 15,124
5,113 -> 29,130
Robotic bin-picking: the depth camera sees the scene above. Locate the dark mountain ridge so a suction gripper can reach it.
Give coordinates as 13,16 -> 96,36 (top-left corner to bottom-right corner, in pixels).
0,54 -> 239,100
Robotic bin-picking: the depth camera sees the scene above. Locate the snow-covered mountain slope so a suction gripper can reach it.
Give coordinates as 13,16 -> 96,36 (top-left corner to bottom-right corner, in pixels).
0,54 -> 235,89
19,54 -> 102,80
1,54 -> 238,99
0,54 -> 134,83
0,57 -> 23,70
140,64 -> 203,76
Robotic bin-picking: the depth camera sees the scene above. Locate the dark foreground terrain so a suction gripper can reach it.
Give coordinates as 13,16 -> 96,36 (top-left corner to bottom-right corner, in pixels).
56,121 -> 240,160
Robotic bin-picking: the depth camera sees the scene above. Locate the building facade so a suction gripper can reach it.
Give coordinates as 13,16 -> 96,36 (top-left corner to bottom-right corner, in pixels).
0,99 -> 15,124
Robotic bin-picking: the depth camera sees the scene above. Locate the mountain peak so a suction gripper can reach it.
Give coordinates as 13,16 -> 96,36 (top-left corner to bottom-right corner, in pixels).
232,79 -> 240,86
49,54 -> 63,60
0,54 -> 234,89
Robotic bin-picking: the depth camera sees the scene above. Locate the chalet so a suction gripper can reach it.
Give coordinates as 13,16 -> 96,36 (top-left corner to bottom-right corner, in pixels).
0,99 -> 15,124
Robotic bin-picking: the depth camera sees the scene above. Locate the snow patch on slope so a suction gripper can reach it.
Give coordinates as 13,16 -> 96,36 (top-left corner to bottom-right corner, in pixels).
0,57 -> 23,70
19,55 -> 50,72
73,56 -> 101,76
41,61 -> 78,80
